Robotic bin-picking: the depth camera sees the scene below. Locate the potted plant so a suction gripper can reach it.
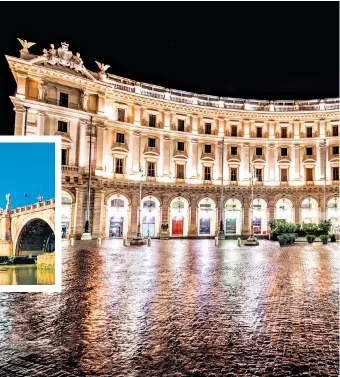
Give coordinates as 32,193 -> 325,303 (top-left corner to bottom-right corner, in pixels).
330,233 -> 336,242
320,234 -> 329,245
306,234 -> 316,244
278,234 -> 288,247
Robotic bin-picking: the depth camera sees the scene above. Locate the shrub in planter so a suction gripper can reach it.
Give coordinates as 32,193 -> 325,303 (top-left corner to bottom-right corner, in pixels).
330,234 -> 336,242
317,220 -> 332,236
303,223 -> 318,235
320,235 -> 329,245
278,234 -> 288,246
306,234 -> 316,244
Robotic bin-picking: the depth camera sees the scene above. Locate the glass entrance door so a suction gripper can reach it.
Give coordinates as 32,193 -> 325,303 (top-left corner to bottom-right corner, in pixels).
109,217 -> 124,238
172,217 -> 184,236
225,218 -> 236,234
199,218 -> 211,235
142,216 -> 155,237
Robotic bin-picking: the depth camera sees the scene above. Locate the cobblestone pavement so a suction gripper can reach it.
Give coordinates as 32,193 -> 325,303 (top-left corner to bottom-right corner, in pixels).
0,240 -> 338,377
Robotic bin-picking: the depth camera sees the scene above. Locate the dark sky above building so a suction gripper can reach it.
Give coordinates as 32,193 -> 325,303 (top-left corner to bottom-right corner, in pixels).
0,2 -> 339,135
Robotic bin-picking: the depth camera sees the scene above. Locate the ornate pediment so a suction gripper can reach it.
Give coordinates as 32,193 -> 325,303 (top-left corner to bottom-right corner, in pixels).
30,42 -> 95,80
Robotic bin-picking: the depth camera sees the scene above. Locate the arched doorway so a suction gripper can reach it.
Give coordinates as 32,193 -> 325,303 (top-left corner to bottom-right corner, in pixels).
61,191 -> 73,239
106,194 -> 129,238
170,197 -> 189,237
301,197 -> 318,224
251,198 -> 268,235
16,219 -> 55,256
141,196 -> 161,237
225,198 -> 242,235
327,197 -> 340,231
198,198 -> 216,236
275,198 -> 294,222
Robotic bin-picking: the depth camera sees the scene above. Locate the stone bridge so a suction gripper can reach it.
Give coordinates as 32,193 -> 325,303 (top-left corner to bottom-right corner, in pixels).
0,199 -> 55,256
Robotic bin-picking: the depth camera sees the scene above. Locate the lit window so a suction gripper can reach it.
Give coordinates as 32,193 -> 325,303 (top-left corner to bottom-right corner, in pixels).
58,120 -> 68,133
256,128 -> 262,137
306,127 -> 313,137
281,128 -> 287,138
117,108 -> 125,122
149,114 -> 156,127
205,144 -> 211,153
332,125 -> 339,137
255,169 -> 262,182
116,133 -> 125,143
332,146 -> 339,155
147,162 -> 155,177
205,123 -> 211,134
306,168 -> 313,181
230,168 -> 237,181
178,119 -> 185,132
148,138 -> 156,148
177,142 -> 184,151
231,146 -> 237,155
333,167 -> 339,181
115,159 -> 123,174
231,125 -> 237,137
281,169 -> 288,182
59,92 -> 68,107
204,166 -> 211,180
256,147 -> 262,156
176,164 -> 185,179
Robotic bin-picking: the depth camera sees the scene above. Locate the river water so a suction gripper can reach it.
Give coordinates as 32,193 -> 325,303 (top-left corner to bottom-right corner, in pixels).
0,265 -> 55,285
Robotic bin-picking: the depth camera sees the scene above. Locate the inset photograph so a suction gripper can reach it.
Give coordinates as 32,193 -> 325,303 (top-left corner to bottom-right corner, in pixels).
0,136 -> 61,292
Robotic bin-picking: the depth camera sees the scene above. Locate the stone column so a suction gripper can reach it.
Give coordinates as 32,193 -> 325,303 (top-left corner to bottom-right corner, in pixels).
188,195 -> 198,236
268,120 -> 275,139
36,112 -> 46,135
128,191 -> 139,238
241,143 -> 250,183
74,188 -> 86,238
16,74 -> 27,99
319,120 -> 326,138
96,126 -> 104,171
294,197 -> 300,223
191,140 -> 198,178
293,144 -> 301,181
161,194 -> 170,225
134,105 -> 141,125
164,111 -> 171,131
162,136 -> 170,176
243,120 -> 250,138
268,199 -> 275,222
132,132 -> 141,174
78,121 -> 87,167
14,108 -> 25,136
219,118 -> 225,137
273,145 -> 279,182
92,189 -> 106,238
242,196 -> 250,236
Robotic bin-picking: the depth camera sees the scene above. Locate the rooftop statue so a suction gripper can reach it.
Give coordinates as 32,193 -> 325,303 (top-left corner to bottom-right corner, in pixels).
41,42 -> 84,72
95,61 -> 110,73
17,38 -> 36,53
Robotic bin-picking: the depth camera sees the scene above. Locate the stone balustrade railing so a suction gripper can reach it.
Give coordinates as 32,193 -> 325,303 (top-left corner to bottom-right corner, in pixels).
11,199 -> 55,215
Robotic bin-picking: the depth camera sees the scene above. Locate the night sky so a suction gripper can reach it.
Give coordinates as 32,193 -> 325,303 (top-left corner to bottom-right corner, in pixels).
0,2 -> 338,135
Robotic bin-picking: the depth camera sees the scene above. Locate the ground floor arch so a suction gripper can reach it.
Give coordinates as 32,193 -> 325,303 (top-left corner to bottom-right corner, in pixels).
224,198 -> 243,235
301,197 -> 319,224
62,190 -> 73,239
275,198 -> 294,223
169,197 -> 190,237
198,197 -> 217,236
141,196 -> 161,237
16,218 -> 55,256
251,198 -> 268,235
327,197 -> 340,232
106,194 -> 130,238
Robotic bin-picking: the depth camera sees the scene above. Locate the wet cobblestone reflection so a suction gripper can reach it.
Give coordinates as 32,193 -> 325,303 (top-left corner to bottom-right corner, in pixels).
0,240 -> 338,376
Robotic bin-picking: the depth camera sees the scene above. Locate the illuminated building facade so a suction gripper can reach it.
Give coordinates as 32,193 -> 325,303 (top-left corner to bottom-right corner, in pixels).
6,41 -> 340,239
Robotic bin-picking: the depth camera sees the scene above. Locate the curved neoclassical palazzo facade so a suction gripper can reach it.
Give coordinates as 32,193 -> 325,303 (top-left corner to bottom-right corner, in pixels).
6,41 -> 340,238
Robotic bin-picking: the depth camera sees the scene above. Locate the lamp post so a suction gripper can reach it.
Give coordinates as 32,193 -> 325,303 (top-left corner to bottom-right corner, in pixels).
320,139 -> 327,222
245,161 -> 259,245
81,116 -> 93,240
218,137 -> 225,240
136,164 -> 143,239
23,106 -> 29,136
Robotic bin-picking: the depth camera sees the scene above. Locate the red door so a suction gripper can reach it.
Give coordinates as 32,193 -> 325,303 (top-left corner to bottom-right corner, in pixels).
172,217 -> 184,236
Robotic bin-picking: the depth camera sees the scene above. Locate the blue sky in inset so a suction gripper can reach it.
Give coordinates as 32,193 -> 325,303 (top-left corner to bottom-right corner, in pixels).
0,142 -> 55,209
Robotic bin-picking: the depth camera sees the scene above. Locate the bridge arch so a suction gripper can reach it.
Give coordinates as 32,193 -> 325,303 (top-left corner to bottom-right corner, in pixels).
15,217 -> 55,256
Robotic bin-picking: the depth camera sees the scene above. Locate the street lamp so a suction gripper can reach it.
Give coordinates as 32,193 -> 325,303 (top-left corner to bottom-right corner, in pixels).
136,164 -> 143,239
81,116 -> 93,240
218,137 -> 225,240
245,161 -> 259,246
320,139 -> 327,222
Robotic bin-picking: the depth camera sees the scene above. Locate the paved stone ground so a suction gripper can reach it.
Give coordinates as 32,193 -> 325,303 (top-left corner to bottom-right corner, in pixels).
0,240 -> 338,377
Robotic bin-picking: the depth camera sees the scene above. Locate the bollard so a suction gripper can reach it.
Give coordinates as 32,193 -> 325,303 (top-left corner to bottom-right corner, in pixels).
97,237 -> 101,246
147,237 -> 151,246
123,238 -> 128,246
70,237 -> 74,246
215,236 -> 218,246
237,237 -> 241,246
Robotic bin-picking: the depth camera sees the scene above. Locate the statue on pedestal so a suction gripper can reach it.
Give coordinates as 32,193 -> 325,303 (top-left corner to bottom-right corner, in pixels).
38,80 -> 47,101
5,193 -> 11,211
